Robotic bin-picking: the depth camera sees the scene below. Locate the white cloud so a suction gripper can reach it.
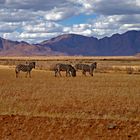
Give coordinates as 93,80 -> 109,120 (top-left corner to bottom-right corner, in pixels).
22,21 -> 63,33
0,22 -> 21,32
2,31 -> 20,41
0,9 -> 38,22
90,14 -> 140,37
19,32 -> 61,43
44,8 -> 67,21
2,0 -> 73,11
63,24 -> 93,36
93,0 -> 140,15
136,0 -> 140,6
0,0 -> 140,43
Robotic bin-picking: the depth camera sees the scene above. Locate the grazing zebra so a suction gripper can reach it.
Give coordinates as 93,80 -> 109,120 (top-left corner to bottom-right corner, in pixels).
54,63 -> 76,77
15,62 -> 36,78
75,62 -> 97,76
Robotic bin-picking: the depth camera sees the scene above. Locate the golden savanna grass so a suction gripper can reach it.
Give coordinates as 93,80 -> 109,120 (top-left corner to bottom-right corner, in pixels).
0,56 -> 140,139
0,68 -> 140,120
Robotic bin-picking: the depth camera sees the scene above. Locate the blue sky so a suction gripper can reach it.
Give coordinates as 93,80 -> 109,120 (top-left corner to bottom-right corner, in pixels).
59,14 -> 97,25
0,0 -> 140,43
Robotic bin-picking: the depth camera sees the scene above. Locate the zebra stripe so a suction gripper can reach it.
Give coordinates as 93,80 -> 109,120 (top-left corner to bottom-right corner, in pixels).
15,62 -> 36,78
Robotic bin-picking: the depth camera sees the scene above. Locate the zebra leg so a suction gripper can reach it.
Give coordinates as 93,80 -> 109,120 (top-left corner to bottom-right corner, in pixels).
16,71 -> 18,78
16,70 -> 20,78
90,72 -> 93,76
66,71 -> 68,77
56,67 -> 62,77
58,71 -> 62,77
91,71 -> 93,76
25,72 -> 28,78
69,70 -> 72,77
89,69 -> 93,76
69,71 -> 71,77
58,69 -> 62,77
55,69 -> 62,77
55,70 -> 58,77
82,70 -> 86,76
29,71 -> 31,78
89,71 -> 93,76
66,69 -> 70,77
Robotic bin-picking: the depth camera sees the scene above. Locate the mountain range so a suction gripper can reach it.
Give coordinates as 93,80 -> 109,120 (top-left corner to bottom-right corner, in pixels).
0,30 -> 140,56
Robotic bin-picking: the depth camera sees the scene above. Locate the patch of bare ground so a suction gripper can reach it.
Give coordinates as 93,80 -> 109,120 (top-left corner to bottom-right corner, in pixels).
0,115 -> 140,140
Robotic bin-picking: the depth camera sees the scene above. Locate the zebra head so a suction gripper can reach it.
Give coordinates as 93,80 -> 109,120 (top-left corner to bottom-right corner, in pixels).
29,62 -> 36,69
89,62 -> 97,76
94,62 -> 97,68
70,66 -> 76,77
91,62 -> 97,69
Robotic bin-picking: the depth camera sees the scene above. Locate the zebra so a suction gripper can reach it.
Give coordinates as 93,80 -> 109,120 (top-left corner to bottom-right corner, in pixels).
54,63 -> 76,77
75,62 -> 97,76
15,62 -> 36,78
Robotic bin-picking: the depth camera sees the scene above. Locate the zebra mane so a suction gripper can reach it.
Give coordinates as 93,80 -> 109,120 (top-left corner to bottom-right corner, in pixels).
27,62 -> 36,69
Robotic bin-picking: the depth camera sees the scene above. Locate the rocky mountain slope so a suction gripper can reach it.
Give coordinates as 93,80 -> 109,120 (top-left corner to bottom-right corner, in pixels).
39,30 -> 140,56
0,30 -> 140,56
0,38 -> 65,56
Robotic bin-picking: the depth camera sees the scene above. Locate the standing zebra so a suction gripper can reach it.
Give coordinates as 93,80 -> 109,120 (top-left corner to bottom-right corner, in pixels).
15,62 -> 36,78
54,63 -> 76,77
75,62 -> 97,76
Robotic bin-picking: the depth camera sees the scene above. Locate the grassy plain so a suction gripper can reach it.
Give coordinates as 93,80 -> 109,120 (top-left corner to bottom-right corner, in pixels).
0,57 -> 140,139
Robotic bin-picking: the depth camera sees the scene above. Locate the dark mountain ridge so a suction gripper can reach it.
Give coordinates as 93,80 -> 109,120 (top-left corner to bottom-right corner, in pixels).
39,30 -> 140,56
0,30 -> 140,56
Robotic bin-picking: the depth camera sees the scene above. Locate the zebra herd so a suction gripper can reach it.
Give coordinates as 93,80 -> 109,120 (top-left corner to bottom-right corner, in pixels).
15,61 -> 97,78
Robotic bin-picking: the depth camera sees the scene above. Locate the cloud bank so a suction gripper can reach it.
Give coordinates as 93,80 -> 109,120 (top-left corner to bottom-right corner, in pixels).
0,0 -> 140,43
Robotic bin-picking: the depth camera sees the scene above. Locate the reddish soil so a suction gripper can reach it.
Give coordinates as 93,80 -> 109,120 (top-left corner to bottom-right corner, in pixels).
0,115 -> 140,140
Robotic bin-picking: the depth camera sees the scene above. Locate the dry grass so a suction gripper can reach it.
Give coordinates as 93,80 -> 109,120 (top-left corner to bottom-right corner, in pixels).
0,56 -> 137,60
0,68 -> 140,121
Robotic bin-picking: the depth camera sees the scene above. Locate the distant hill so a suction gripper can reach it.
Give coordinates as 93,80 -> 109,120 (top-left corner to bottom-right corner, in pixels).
38,30 -> 140,56
0,30 -> 140,56
0,38 -> 65,56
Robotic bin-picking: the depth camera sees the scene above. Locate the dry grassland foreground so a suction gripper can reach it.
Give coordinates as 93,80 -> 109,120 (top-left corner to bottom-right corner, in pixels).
0,66 -> 140,140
